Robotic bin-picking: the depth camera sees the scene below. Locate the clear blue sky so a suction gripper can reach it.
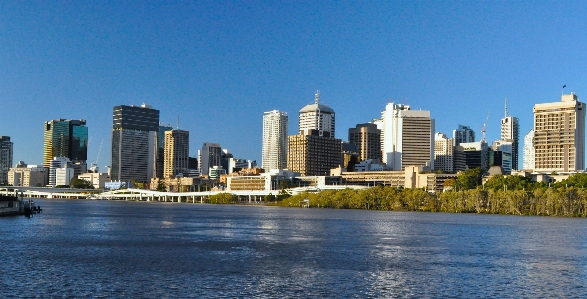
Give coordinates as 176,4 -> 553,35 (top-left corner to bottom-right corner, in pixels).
2,1 -> 587,169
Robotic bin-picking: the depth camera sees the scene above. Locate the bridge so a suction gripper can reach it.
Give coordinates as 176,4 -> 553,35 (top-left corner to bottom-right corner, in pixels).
0,184 -> 369,203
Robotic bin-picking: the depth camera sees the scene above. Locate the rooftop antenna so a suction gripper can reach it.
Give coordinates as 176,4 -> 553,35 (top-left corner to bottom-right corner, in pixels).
481,110 -> 490,142
504,97 -> 509,118
177,115 -> 180,129
562,84 -> 566,96
315,90 -> 320,104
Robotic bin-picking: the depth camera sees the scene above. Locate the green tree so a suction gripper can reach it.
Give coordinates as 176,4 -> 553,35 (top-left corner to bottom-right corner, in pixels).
156,179 -> 166,192
455,168 -> 482,190
69,177 -> 94,189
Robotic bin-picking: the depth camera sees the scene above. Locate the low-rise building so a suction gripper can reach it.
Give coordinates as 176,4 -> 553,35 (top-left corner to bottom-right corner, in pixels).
7,164 -> 48,187
78,172 -> 111,189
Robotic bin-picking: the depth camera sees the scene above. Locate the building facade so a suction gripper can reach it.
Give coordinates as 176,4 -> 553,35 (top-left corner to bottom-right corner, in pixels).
0,136 -> 13,185
501,110 -> 520,170
156,123 -> 173,178
110,104 -> 159,182
453,125 -> 476,146
298,91 -> 336,137
43,119 -> 88,168
459,141 -> 490,173
381,103 -> 435,170
434,132 -> 453,173
288,129 -> 342,176
163,130 -> 189,178
262,110 -> 289,171
199,143 -> 222,176
533,93 -> 586,172
523,129 -> 535,170
348,123 -> 382,162
8,164 -> 47,187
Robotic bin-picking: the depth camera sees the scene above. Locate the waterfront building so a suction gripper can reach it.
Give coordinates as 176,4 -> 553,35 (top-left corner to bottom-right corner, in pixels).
262,110 -> 289,171
453,125 -> 475,146
348,123 -> 382,162
501,100 -> 520,170
42,119 -> 88,172
7,162 -> 47,187
0,136 -> 13,185
381,102 -> 435,170
156,123 -> 173,178
491,141 -> 513,174
288,129 -> 342,176
459,141 -> 490,173
533,93 -> 586,172
434,132 -> 454,173
523,129 -> 535,170
298,91 -> 336,137
111,104 -> 159,182
78,172 -> 110,189
49,157 -> 72,187
199,143 -> 222,175
163,130 -> 189,178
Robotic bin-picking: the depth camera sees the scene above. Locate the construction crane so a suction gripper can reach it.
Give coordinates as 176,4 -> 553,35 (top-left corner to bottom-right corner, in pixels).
91,139 -> 103,172
481,111 -> 490,142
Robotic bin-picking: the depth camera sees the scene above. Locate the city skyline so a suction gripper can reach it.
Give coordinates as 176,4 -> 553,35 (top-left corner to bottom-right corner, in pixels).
2,2 -> 587,167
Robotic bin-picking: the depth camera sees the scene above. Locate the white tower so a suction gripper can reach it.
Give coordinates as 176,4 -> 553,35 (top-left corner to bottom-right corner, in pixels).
298,91 -> 336,137
262,110 -> 289,171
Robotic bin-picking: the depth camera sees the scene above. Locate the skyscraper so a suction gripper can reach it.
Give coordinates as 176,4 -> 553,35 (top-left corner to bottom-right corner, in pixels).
348,123 -> 382,162
523,129 -> 535,170
453,125 -> 475,146
298,91 -> 336,137
434,132 -> 453,173
156,123 -> 173,178
262,110 -> 288,171
199,142 -> 222,175
288,129 -> 342,176
43,119 -> 88,167
0,136 -> 13,185
381,103 -> 435,170
501,99 -> 520,170
163,130 -> 189,178
111,104 -> 159,182
533,93 -> 585,172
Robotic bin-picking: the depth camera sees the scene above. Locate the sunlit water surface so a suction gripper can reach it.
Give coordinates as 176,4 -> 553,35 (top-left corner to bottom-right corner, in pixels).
2,199 -> 586,298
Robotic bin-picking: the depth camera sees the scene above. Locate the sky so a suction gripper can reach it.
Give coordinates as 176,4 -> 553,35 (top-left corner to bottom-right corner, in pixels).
2,1 -> 587,169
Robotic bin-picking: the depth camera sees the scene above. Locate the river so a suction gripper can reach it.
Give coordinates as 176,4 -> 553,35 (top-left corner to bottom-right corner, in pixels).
1,199 -> 586,298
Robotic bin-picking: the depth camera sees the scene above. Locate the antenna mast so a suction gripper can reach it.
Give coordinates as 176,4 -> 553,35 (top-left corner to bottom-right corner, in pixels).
482,111 -> 490,142
504,97 -> 509,117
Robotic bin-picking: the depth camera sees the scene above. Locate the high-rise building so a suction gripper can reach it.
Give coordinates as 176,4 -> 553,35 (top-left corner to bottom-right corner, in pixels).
523,129 -> 535,170
298,91 -> 336,137
348,123 -> 382,162
501,99 -> 520,170
0,136 -> 13,185
49,157 -> 72,187
453,125 -> 475,146
163,130 -> 189,178
199,143 -> 222,175
110,104 -> 159,182
492,140 -> 513,174
288,129 -> 342,176
460,141 -> 490,173
43,119 -> 88,168
156,123 -> 173,178
381,103 -> 435,170
434,132 -> 453,173
289,95 -> 341,176
262,110 -> 289,171
533,93 -> 586,172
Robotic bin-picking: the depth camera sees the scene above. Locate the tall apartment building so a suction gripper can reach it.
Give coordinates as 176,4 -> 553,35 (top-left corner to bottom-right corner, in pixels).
43,119 -> 88,168
111,104 -> 159,182
533,93 -> 586,172
156,123 -> 173,178
501,100 -> 520,170
523,129 -> 535,170
298,91 -> 336,137
381,103 -> 435,170
348,123 -> 382,162
453,125 -> 475,146
199,143 -> 222,175
163,130 -> 189,178
288,129 -> 342,176
0,136 -> 13,185
433,133 -> 453,173
262,110 -> 288,171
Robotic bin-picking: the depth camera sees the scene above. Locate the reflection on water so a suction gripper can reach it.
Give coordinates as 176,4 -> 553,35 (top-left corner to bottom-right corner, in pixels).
2,199 -> 587,298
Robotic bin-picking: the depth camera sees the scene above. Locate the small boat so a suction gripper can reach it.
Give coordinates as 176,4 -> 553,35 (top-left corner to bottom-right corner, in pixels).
0,192 -> 42,217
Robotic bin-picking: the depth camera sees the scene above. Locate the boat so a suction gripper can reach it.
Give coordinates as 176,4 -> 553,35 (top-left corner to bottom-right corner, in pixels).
0,192 -> 42,217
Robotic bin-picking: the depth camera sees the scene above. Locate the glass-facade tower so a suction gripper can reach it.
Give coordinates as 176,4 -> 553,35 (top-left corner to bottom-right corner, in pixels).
43,119 -> 88,167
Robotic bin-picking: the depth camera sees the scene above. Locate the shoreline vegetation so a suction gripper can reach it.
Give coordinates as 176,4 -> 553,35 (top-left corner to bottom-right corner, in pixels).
206,168 -> 587,217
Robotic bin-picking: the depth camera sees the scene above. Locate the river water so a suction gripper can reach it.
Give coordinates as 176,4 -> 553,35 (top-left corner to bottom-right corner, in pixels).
1,199 -> 586,298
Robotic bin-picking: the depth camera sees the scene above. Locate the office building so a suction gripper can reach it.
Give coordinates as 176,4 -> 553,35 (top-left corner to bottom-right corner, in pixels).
262,110 -> 289,171
453,125 -> 475,146
163,130 -> 189,178
523,129 -> 535,170
199,143 -> 222,176
341,142 -> 361,172
156,123 -> 173,178
381,103 -> 435,170
434,133 -> 453,173
533,93 -> 585,172
501,99 -> 520,170
348,123 -> 382,162
111,104 -> 159,182
288,129 -> 342,176
0,136 -> 13,185
43,119 -> 88,170
49,157 -> 72,187
492,140 -> 513,174
8,162 -> 47,187
298,91 -> 336,137
459,141 -> 490,173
